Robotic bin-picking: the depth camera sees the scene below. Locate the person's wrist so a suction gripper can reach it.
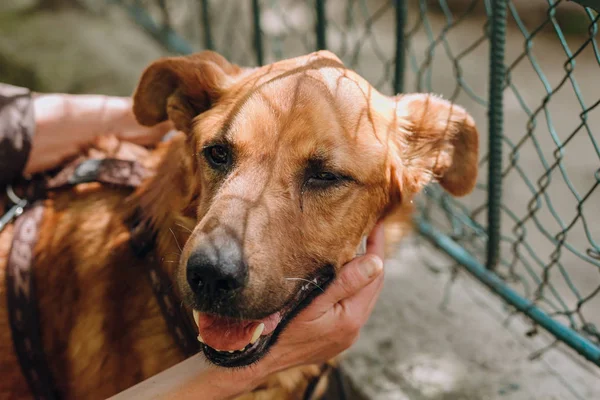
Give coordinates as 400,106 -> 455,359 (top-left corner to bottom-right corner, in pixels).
35,94 -> 130,148
64,94 -> 130,142
202,364 -> 266,399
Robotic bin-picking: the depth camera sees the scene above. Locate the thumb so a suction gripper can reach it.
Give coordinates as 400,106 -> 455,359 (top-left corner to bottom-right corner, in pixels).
312,254 -> 383,314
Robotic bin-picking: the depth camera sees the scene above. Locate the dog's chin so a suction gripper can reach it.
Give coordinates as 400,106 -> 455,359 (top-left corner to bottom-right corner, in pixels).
195,265 -> 335,368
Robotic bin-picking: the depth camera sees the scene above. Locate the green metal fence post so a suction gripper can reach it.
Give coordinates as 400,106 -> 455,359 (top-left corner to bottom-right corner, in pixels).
251,0 -> 264,65
200,0 -> 214,50
417,218 -> 600,366
487,0 -> 508,270
316,0 -> 327,50
394,0 -> 407,94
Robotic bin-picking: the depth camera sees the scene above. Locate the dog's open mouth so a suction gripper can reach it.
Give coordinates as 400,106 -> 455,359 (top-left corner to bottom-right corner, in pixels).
192,267 -> 334,367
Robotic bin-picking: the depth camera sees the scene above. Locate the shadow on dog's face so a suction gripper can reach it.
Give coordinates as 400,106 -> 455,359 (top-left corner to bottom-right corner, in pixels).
133,51 -> 479,367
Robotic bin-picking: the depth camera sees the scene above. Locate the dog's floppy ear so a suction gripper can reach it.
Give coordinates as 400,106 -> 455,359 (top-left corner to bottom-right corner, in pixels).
133,51 -> 242,132
390,93 -> 479,199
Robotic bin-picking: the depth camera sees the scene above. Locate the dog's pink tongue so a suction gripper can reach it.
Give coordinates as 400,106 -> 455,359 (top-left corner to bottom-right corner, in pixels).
195,312 -> 281,351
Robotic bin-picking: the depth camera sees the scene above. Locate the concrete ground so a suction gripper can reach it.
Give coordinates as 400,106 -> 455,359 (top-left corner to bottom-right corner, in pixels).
341,236 -> 600,399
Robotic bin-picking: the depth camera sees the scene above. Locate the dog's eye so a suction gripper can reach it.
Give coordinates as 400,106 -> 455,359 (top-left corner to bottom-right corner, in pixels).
305,171 -> 340,189
312,172 -> 338,181
204,145 -> 230,169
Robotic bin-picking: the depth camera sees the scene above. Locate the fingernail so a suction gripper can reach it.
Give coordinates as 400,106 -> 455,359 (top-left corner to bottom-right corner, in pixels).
360,255 -> 383,279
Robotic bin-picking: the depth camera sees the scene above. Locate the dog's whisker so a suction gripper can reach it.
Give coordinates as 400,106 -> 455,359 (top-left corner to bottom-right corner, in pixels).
175,223 -> 193,234
284,277 -> 325,293
169,228 -> 183,252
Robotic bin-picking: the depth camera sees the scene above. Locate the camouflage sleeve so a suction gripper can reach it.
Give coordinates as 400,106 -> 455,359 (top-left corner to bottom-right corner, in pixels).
0,83 -> 35,187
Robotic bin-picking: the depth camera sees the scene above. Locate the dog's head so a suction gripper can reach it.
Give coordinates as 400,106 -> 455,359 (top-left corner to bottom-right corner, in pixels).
133,51 -> 479,366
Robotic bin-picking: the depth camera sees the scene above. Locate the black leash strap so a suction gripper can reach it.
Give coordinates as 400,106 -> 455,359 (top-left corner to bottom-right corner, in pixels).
6,202 -> 58,400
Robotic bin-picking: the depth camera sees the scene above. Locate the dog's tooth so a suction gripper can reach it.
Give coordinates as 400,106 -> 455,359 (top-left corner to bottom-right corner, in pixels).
238,347 -> 246,352
193,310 -> 200,326
229,350 -> 234,353
250,323 -> 265,344
197,333 -> 204,343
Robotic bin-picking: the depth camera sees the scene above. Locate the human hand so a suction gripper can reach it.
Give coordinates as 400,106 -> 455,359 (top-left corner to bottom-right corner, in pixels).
24,94 -> 173,175
264,221 -> 385,368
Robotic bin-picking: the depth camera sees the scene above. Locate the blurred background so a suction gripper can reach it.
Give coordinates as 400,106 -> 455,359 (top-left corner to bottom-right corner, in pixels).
1,0 -> 599,398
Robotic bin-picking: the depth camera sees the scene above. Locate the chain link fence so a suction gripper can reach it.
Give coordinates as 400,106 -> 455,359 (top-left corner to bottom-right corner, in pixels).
110,0 -> 600,366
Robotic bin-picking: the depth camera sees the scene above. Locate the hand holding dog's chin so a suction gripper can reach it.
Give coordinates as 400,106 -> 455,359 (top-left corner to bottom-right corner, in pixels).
265,222 -> 385,368
215,223 -> 386,398
109,240 -> 384,400
24,94 -> 172,175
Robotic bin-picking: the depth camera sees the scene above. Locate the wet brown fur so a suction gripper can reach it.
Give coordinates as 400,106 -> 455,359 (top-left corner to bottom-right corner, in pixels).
0,51 -> 478,399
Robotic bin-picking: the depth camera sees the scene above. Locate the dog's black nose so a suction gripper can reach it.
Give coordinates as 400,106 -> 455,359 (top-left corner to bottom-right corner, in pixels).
186,245 -> 248,296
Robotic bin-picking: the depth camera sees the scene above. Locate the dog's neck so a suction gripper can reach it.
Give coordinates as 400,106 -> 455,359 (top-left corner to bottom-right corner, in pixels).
133,134 -> 198,275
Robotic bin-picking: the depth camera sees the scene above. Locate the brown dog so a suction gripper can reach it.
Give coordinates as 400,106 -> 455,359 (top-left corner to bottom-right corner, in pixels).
0,50 -> 478,399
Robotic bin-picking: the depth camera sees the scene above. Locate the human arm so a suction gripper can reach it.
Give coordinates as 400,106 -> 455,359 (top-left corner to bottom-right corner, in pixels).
0,83 -> 172,187
26,93 -> 172,174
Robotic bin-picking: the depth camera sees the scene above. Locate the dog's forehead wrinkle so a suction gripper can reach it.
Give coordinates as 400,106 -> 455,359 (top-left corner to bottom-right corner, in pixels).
224,74 -> 342,132
215,99 -> 282,153
212,66 -> 334,141
212,73 -> 389,168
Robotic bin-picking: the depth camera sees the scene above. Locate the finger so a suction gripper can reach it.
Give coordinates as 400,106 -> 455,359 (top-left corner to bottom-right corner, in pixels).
323,221 -> 385,305
334,222 -> 386,322
310,253 -> 384,315
337,268 -> 384,324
